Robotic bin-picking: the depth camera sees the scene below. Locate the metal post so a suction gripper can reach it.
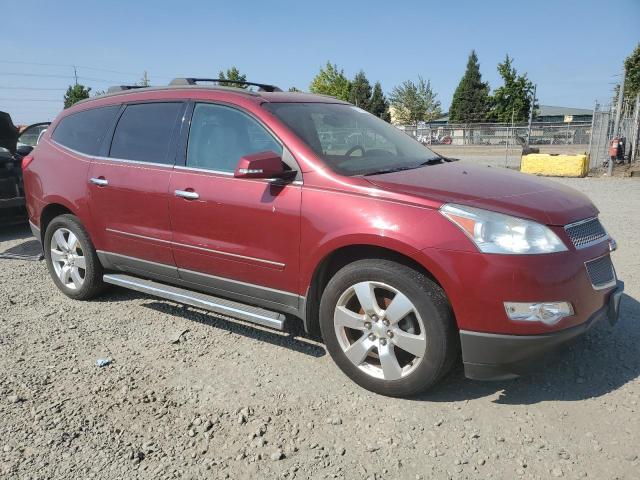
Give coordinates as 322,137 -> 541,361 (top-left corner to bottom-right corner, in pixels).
610,67 -> 626,175
505,107 -> 515,168
587,100 -> 598,158
526,84 -> 537,147
593,109 -> 605,169
632,94 -> 640,162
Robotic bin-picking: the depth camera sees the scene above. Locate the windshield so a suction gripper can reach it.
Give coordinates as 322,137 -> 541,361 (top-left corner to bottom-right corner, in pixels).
262,102 -> 441,176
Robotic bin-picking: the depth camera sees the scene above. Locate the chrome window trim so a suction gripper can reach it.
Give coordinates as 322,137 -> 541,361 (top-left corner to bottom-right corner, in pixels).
173,165 -> 303,185
584,253 -> 617,291
105,228 -> 285,268
564,217 -> 609,250
96,249 -> 299,299
51,139 -> 174,169
174,165 -> 234,176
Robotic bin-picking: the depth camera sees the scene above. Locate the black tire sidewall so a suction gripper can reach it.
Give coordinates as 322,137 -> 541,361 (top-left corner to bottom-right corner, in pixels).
43,214 -> 103,300
319,260 -> 453,397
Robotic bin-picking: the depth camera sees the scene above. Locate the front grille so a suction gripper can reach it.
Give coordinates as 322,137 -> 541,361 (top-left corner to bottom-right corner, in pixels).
565,218 -> 607,249
585,255 -> 616,289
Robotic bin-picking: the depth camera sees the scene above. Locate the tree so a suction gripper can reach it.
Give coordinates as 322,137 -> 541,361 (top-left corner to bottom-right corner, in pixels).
623,43 -> 640,100
348,70 -> 372,109
389,77 -> 442,125
448,50 -> 491,123
288,86 -> 301,92
63,84 -> 91,108
218,66 -> 247,88
309,62 -> 351,101
489,55 -> 535,123
369,81 -> 391,122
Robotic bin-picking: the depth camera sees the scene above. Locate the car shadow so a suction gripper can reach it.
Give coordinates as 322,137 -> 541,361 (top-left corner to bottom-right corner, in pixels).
417,293 -> 640,405
0,224 -> 43,260
0,222 -> 31,242
95,286 -> 326,358
93,285 -> 638,402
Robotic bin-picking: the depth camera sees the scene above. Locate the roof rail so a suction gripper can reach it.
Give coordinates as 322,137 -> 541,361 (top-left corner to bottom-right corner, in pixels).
107,85 -> 148,93
169,78 -> 282,92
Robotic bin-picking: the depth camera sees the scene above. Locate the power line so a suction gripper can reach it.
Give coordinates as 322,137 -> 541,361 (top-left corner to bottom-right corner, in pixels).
0,86 -> 66,91
0,71 -> 132,84
0,98 -> 61,102
0,59 -> 174,79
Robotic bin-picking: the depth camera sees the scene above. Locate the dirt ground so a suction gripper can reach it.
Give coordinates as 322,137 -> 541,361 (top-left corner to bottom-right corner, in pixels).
1,175 -> 638,480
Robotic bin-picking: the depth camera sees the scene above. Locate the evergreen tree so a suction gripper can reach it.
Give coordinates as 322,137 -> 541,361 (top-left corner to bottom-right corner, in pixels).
369,82 -> 391,122
63,84 -> 91,108
348,70 -> 372,109
309,62 -> 351,101
489,55 -> 535,123
218,66 -> 247,88
448,50 -> 491,123
389,77 -> 441,125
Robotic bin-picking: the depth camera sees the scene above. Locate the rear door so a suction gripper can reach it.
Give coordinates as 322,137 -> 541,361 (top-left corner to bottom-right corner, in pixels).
88,101 -> 185,277
168,102 -> 302,311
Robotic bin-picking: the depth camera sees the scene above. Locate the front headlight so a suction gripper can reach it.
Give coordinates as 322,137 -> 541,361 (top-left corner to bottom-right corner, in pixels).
440,203 -> 567,254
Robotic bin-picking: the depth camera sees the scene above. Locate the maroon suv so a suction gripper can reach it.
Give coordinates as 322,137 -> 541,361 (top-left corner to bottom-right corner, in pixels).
22,78 -> 623,397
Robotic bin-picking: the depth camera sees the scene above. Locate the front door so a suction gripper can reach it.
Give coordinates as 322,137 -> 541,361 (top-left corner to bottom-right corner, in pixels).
168,102 -> 301,311
88,101 -> 185,276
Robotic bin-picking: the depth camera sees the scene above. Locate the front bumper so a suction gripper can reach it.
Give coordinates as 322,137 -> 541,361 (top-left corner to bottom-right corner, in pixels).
461,281 -> 624,380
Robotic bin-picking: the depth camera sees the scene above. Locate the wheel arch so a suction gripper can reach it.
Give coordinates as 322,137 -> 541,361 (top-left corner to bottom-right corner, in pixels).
39,201 -> 76,243
302,241 -> 451,338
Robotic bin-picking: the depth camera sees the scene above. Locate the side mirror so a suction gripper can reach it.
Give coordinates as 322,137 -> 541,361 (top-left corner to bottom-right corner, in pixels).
234,151 -> 293,180
16,145 -> 33,156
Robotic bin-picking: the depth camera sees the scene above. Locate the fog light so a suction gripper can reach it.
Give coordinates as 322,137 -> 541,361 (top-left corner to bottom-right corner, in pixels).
504,301 -> 574,325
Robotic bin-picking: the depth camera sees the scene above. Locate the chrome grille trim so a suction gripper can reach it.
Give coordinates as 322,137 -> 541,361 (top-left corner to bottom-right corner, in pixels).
565,217 -> 608,249
584,254 -> 617,290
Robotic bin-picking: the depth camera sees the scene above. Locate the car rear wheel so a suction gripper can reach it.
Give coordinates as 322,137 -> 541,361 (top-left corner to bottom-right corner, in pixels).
44,214 -> 105,300
319,259 -> 458,397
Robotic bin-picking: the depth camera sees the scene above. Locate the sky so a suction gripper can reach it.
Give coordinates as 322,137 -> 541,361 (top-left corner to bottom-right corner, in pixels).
2,0 -> 639,124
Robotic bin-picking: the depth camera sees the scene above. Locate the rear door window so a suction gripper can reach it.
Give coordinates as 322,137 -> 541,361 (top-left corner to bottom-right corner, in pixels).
110,103 -> 183,164
52,106 -> 119,155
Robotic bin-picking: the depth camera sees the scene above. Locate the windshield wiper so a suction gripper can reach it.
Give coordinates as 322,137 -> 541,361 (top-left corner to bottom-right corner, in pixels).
419,157 -> 444,166
363,166 -> 417,176
362,157 -> 447,176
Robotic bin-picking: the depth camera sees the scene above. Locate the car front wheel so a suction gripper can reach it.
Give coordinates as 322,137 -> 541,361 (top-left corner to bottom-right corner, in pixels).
319,259 -> 458,397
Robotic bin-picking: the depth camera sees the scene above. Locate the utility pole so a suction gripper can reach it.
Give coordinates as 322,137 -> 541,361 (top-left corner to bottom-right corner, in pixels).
73,66 -> 78,85
610,66 -> 626,176
525,84 -> 537,148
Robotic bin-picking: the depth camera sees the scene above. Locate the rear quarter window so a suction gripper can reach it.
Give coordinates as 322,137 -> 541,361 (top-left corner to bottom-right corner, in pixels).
52,105 -> 120,155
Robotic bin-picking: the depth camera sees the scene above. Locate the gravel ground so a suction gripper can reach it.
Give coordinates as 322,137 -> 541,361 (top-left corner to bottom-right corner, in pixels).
1,176 -> 638,480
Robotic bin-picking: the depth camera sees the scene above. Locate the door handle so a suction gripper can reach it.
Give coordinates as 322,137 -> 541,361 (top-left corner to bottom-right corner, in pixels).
174,189 -> 199,200
90,177 -> 108,186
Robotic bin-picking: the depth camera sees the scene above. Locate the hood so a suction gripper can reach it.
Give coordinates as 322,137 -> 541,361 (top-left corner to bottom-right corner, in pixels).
364,161 -> 597,226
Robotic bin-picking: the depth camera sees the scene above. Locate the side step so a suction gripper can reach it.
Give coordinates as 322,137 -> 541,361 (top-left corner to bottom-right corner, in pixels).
103,273 -> 285,330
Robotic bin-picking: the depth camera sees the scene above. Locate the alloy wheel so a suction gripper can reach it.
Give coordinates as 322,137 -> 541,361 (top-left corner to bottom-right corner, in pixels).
333,281 -> 427,381
50,227 -> 86,290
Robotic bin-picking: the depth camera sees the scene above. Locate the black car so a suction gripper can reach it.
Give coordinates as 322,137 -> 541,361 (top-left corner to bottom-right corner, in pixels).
0,111 -> 49,225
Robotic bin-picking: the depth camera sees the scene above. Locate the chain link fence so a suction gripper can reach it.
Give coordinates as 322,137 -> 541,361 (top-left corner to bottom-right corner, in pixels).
398,122 -> 592,147
588,98 -> 640,171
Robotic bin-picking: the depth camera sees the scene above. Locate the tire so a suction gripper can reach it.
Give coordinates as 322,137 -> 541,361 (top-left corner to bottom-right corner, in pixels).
319,259 -> 458,397
43,214 -> 105,300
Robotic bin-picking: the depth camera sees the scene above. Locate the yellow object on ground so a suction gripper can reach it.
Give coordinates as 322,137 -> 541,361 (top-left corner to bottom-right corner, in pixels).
521,153 -> 589,177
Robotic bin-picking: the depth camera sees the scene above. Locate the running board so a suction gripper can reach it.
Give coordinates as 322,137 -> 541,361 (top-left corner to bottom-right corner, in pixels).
103,273 -> 285,330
